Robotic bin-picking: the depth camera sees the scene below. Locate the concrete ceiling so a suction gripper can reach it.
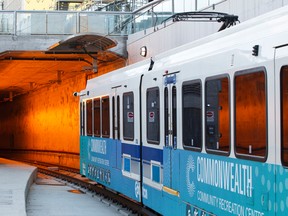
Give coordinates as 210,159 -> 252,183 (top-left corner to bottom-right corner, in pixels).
0,34 -> 125,102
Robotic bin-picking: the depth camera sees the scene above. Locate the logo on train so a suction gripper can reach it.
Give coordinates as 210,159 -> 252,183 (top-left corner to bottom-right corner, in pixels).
135,181 -> 140,199
186,155 -> 196,197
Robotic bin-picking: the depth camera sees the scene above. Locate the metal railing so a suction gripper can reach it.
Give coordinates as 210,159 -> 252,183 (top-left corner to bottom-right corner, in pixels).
0,0 -> 168,36
0,10 -> 133,36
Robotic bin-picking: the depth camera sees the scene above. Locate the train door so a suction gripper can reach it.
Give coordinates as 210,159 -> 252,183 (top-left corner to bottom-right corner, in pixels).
274,45 -> 288,214
112,90 -> 121,140
163,73 -> 179,193
112,87 -> 122,170
80,101 -> 86,176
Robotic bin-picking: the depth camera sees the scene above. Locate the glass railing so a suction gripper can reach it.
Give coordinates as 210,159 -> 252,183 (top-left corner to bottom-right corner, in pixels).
0,0 -> 228,36
0,10 -> 133,36
0,10 -> 168,36
0,1 -> 176,36
0,11 -> 14,34
132,10 -> 172,32
79,11 -> 133,35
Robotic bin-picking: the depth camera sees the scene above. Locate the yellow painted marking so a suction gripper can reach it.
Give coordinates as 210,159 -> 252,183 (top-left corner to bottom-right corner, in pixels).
163,186 -> 179,197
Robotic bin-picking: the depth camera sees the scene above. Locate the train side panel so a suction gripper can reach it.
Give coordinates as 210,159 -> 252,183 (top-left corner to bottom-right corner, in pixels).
274,45 -> 288,216
79,74 -> 143,202
80,136 -> 141,201
78,6 -> 288,215
179,151 -> 276,216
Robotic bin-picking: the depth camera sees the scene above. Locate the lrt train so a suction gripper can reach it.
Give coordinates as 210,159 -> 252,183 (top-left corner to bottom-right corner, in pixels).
78,5 -> 288,216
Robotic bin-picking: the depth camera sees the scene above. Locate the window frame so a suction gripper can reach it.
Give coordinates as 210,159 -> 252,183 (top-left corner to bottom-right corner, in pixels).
101,96 -> 110,138
280,66 -> 288,166
146,87 -> 160,145
182,79 -> 203,151
164,87 -> 169,146
93,98 -> 101,137
123,91 -> 135,141
80,102 -> 84,136
234,67 -> 268,162
86,99 -> 93,136
172,86 -> 177,148
205,74 -> 231,156
117,95 -> 121,140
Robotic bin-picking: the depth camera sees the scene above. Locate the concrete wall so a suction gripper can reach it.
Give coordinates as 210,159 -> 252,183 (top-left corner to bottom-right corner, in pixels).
0,73 -> 85,167
0,60 -> 126,168
127,0 -> 288,64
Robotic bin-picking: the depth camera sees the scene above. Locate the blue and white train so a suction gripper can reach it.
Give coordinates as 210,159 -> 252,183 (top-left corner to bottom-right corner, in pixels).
79,5 -> 288,216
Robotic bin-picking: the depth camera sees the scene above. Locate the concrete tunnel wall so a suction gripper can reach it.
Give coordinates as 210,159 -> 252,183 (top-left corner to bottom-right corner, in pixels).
0,60 -> 126,169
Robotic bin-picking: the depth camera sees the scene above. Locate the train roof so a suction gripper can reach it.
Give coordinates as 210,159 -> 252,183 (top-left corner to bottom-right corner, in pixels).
153,5 -> 288,68
82,5 -> 288,95
82,57 -> 150,95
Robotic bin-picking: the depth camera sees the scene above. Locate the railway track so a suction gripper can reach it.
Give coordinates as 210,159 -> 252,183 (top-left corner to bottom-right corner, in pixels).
19,159 -> 160,216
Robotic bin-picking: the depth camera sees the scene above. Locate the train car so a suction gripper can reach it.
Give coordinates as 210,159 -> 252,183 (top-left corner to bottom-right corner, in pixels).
79,5 -> 288,216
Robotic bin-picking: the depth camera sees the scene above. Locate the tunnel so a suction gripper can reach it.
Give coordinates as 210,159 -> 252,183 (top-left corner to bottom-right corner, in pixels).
0,33 -> 127,168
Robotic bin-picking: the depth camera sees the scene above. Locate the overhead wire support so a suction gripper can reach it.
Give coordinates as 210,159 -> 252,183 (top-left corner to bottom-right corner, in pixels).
162,11 -> 239,31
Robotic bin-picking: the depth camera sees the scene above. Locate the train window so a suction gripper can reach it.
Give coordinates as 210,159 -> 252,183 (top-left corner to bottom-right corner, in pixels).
123,92 -> 134,140
83,102 -> 86,136
182,80 -> 202,150
80,102 -> 84,136
172,86 -> 177,147
164,86 -> 177,147
93,98 -> 101,137
102,97 -> 110,137
205,77 -> 230,154
86,99 -> 93,136
112,97 -> 115,139
117,96 -> 121,139
235,70 -> 267,160
147,87 -> 160,144
164,87 -> 168,146
281,66 -> 288,166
